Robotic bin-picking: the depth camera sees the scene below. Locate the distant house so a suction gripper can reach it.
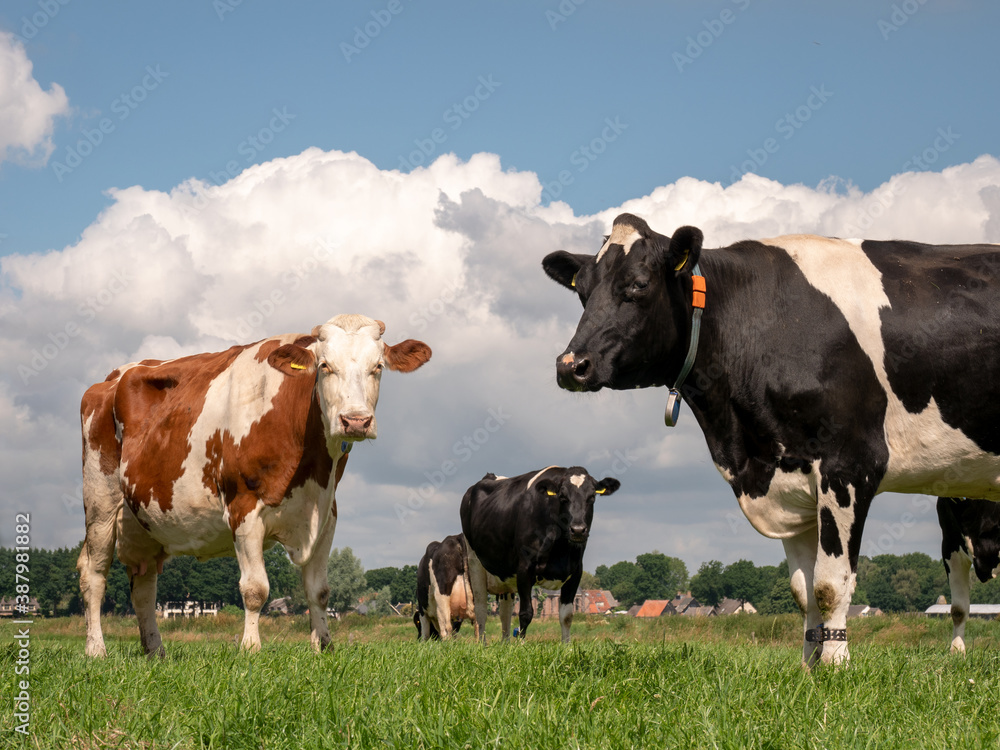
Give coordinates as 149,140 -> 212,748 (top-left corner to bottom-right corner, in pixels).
579,590 -> 619,615
682,605 -> 716,617
0,596 -> 40,617
714,598 -> 758,616
847,604 -> 883,618
670,592 -> 701,614
267,596 -> 292,615
925,602 -> 1000,619
526,588 -> 621,617
626,604 -> 642,617
634,600 -> 677,618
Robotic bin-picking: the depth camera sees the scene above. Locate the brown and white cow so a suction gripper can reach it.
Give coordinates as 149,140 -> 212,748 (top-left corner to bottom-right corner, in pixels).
77,314 -> 430,657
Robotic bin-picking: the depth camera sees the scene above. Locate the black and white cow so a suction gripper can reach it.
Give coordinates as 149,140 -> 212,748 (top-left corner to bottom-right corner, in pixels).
936,497 -> 1000,654
543,212 -> 1000,666
460,468 -> 619,643
414,534 -> 474,640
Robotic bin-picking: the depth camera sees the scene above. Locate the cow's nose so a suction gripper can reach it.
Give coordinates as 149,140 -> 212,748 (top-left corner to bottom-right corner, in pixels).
556,352 -> 590,390
340,413 -> 373,436
569,524 -> 589,540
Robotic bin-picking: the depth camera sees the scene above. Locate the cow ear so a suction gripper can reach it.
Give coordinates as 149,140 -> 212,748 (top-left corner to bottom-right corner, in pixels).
542,251 -> 589,291
267,344 -> 315,375
384,339 -> 432,372
594,477 -> 620,496
535,478 -> 559,497
667,226 -> 703,275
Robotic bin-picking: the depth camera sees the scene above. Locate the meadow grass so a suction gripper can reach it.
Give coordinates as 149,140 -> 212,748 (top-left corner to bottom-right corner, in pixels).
2,613 -> 998,749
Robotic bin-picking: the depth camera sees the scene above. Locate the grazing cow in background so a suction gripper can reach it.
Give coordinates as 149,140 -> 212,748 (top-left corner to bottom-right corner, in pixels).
543,212 -> 1000,666
937,496 -> 1000,654
460,467 -> 619,642
414,534 -> 475,640
77,315 -> 431,657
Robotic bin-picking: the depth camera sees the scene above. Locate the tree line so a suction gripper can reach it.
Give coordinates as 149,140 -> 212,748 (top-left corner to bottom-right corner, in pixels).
3,542 -> 998,617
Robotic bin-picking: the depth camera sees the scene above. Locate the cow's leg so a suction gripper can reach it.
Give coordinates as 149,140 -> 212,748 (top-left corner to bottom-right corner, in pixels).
300,512 -> 337,652
559,573 -> 581,644
783,526 -> 822,668
77,476 -> 122,658
129,564 -> 164,658
118,507 -> 166,658
432,581 -> 454,640
465,546 -> 489,643
498,594 -> 514,640
945,548 -> 973,654
233,512 -> 269,652
516,575 -> 535,638
811,488 -> 873,666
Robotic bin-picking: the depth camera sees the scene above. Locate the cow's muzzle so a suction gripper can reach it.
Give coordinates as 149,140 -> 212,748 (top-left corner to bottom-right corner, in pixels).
339,412 -> 374,439
556,351 -> 592,391
569,524 -> 589,544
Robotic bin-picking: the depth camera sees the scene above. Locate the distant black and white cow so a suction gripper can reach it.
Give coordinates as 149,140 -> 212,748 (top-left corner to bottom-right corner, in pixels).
937,496 -> 1000,654
460,467 -> 619,642
414,534 -> 474,640
543,212 -> 1000,666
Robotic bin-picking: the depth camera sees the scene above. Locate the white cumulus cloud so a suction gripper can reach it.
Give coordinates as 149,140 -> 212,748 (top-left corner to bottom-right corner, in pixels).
2,147 -> 999,571
0,31 -> 70,166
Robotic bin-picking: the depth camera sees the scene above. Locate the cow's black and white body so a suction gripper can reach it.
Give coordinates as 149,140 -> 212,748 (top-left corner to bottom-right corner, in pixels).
937,497 -> 1000,653
543,213 -> 1000,666
414,534 -> 475,640
460,467 -> 619,643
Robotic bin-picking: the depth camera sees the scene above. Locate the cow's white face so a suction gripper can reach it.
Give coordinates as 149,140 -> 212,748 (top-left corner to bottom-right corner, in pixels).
310,314 -> 431,443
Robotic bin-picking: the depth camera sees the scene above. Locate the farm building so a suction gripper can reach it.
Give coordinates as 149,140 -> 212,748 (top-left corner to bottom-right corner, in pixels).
157,601 -> 220,618
924,602 -> 1000,619
0,596 -> 40,617
713,598 -> 758,616
634,600 -> 677,618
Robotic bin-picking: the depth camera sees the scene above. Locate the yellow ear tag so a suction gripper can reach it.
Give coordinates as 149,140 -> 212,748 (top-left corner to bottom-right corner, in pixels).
674,251 -> 689,271
595,488 -> 606,494
289,363 -> 306,370
546,490 -> 557,496
571,274 -> 577,288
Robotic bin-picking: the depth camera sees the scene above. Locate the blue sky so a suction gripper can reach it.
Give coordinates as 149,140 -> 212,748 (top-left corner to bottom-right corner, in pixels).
1,1 -> 998,576
4,0 -> 996,257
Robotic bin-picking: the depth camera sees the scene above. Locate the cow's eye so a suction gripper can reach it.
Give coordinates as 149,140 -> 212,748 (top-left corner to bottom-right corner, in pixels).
319,361 -> 333,374
628,279 -> 649,297
373,363 -> 384,375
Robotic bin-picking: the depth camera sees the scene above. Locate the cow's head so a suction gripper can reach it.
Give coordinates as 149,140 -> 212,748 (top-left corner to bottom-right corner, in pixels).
542,213 -> 703,392
275,314 -> 431,443
532,467 -> 620,545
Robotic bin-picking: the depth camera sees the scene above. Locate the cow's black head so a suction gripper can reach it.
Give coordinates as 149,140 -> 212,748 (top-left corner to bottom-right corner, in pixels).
542,213 -> 703,392
534,468 -> 621,545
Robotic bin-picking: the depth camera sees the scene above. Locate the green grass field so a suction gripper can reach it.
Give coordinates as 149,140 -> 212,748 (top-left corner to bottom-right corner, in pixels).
3,613 -> 999,749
